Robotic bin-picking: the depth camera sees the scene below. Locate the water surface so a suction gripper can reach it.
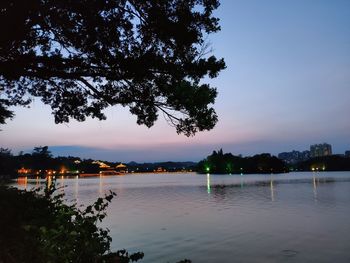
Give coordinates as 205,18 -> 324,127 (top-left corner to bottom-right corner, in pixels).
17,172 -> 350,262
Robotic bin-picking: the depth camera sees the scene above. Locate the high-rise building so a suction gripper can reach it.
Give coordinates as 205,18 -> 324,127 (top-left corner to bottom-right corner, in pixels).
278,150 -> 310,163
310,143 -> 332,158
345,151 -> 350,157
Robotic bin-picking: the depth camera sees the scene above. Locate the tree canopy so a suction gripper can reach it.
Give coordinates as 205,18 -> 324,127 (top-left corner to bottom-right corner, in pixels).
0,0 -> 225,135
197,150 -> 288,174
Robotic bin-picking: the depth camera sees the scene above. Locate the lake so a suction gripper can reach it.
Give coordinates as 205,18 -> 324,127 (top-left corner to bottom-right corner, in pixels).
16,172 -> 350,262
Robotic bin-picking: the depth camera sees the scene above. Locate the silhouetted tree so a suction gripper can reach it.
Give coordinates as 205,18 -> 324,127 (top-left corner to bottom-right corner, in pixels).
32,146 -> 52,158
0,148 -> 15,176
0,148 -> 11,156
31,146 -> 53,170
0,103 -> 13,125
0,0 -> 225,136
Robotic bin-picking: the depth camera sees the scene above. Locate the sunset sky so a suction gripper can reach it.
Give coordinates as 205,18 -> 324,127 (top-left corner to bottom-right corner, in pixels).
1,0 -> 350,162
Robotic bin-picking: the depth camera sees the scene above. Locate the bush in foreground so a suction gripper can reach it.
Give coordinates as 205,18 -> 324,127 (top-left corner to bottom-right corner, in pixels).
0,181 -> 144,263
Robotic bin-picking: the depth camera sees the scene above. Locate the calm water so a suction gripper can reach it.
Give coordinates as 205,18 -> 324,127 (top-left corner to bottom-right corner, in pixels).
17,172 -> 350,262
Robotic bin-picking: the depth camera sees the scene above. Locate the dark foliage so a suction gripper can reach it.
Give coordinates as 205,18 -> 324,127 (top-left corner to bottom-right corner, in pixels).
0,0 -> 225,136
0,181 -> 144,263
197,149 -> 288,174
0,102 -> 13,125
0,178 -> 192,262
0,148 -> 17,178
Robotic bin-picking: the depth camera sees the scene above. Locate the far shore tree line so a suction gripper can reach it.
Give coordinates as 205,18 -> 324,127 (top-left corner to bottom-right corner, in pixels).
0,146 -> 197,178
197,149 -> 350,174
0,146 -> 100,178
2,146 -> 350,178
197,149 -> 288,174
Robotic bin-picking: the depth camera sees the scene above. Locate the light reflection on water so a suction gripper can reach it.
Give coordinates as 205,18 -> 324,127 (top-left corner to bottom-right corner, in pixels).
16,172 -> 350,262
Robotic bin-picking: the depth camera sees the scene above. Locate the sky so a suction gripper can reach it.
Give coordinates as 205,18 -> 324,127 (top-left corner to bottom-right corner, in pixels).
1,0 -> 350,162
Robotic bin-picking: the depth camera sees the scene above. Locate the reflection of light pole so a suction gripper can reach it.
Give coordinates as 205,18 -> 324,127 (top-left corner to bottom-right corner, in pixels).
23,176 -> 28,190
313,174 -> 318,202
99,175 -> 103,196
74,175 -> 79,202
59,175 -> 65,195
47,176 -> 52,189
207,173 -> 211,194
270,177 -> 274,202
240,168 -> 244,188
